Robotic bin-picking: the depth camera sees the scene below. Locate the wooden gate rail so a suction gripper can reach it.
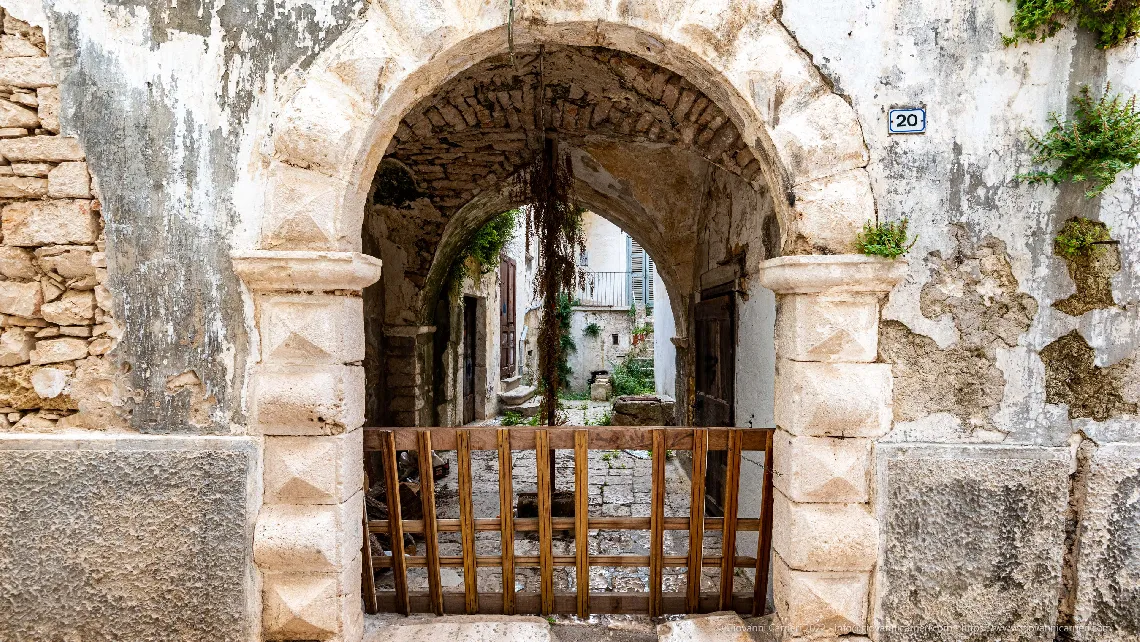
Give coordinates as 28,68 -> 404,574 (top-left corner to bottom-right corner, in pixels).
361,425 -> 775,618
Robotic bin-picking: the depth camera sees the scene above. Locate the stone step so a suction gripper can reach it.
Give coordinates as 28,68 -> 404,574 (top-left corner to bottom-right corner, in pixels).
501,375 -> 522,392
657,613 -> 756,642
500,384 -> 536,406
365,614 -> 553,642
509,396 -> 542,418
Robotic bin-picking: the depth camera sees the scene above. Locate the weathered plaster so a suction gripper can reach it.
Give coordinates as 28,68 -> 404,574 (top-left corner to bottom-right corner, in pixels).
44,0 -> 364,433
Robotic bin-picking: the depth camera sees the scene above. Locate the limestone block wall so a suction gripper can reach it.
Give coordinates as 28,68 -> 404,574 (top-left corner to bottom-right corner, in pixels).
0,12 -> 121,433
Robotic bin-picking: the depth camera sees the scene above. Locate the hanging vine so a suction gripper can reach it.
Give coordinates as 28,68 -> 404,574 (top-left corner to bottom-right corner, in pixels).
516,135 -> 584,425
509,46 -> 585,426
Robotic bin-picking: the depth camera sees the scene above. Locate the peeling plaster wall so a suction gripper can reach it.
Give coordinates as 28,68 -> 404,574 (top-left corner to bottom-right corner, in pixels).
43,0 -> 364,434
781,1 -> 1140,636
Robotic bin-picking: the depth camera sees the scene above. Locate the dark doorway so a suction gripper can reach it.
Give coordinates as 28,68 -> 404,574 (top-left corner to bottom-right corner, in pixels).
500,257 -> 517,380
695,293 -> 735,516
463,296 -> 477,424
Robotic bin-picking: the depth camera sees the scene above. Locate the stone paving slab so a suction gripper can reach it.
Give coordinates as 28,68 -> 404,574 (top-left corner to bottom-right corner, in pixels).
364,614 -> 552,642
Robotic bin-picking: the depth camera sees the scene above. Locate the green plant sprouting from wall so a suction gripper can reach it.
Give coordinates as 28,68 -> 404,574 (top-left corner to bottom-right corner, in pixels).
1003,0 -> 1140,48
856,218 -> 916,259
1054,217 -> 1114,258
583,321 -> 601,338
1018,85 -> 1140,198
448,209 -> 519,286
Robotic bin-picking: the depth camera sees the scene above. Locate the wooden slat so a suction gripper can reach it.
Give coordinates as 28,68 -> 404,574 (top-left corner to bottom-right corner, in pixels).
535,429 -> 553,615
457,430 -> 478,614
719,429 -> 743,611
373,554 -> 758,569
686,428 -> 708,613
497,428 -> 516,615
417,430 -> 443,615
648,429 -> 666,617
753,429 -> 775,617
376,591 -> 756,616
380,431 -> 409,615
574,429 -> 589,618
361,472 -> 379,614
369,516 -> 763,534
371,426 -> 772,452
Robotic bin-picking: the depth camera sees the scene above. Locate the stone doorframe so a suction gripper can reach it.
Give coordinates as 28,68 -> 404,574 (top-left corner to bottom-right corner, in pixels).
232,2 -> 893,640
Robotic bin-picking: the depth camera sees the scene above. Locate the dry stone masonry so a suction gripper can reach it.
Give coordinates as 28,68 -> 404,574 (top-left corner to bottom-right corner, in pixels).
0,11 -> 119,433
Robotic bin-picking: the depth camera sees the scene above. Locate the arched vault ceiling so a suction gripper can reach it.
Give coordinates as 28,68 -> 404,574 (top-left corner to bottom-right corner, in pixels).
376,45 -> 763,215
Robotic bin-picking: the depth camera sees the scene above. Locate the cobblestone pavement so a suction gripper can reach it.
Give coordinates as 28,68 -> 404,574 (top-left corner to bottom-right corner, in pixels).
376,400 -> 757,601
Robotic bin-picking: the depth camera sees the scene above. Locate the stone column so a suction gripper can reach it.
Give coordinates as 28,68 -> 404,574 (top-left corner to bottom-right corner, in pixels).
233,250 -> 382,642
382,325 -> 435,426
758,256 -> 905,642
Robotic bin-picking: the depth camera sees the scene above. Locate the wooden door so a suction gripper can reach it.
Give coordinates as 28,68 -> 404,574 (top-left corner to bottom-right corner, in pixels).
500,257 -> 517,380
694,294 -> 735,516
463,296 -> 477,424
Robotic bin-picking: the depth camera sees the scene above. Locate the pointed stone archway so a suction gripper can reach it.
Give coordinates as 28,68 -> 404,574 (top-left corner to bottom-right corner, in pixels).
231,2 -> 898,640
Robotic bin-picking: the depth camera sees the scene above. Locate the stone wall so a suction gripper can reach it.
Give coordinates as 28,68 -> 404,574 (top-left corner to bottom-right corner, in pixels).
0,11 -> 122,433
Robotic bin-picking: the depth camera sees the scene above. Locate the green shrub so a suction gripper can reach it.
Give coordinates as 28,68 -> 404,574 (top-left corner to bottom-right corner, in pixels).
502,411 -> 523,426
583,322 -> 601,338
1003,0 -> 1140,48
1019,85 -> 1140,198
612,355 -> 654,397
1055,217 -> 1113,258
856,219 -> 916,259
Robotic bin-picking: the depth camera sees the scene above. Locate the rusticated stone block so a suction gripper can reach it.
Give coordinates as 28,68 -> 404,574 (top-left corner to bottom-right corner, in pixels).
774,360 -> 891,438
773,430 -> 871,503
260,294 -> 364,365
0,436 -> 255,641
1072,443 -> 1140,642
771,490 -> 876,572
774,553 -> 868,638
253,364 -> 365,435
264,430 -> 363,505
875,444 -> 1070,641
262,567 -> 363,641
775,292 -> 880,363
254,491 -> 363,572
261,163 -> 351,252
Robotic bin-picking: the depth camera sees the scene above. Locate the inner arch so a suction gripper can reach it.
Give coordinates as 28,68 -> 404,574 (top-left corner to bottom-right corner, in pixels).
362,44 -> 779,430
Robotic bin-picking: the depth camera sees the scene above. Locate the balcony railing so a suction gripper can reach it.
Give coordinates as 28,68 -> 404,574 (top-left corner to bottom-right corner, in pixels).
574,271 -> 630,308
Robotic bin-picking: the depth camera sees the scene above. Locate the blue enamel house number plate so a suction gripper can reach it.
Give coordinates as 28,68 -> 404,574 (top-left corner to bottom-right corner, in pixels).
888,108 -> 926,134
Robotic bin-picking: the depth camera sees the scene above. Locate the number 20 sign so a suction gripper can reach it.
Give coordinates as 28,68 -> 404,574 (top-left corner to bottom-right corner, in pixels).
888,108 -> 926,134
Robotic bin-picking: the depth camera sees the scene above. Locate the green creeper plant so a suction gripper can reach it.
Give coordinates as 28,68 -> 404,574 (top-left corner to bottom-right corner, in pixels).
448,209 -> 519,286
1003,0 -> 1140,48
1019,85 -> 1140,198
583,321 -> 601,338
1054,217 -> 1113,258
856,218 -> 916,259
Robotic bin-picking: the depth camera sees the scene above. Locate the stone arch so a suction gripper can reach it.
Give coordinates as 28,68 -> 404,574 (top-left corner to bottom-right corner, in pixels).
257,0 -> 874,259
237,4 -> 890,641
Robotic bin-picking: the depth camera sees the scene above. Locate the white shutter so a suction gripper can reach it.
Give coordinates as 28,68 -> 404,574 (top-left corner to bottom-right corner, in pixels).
630,240 -> 645,304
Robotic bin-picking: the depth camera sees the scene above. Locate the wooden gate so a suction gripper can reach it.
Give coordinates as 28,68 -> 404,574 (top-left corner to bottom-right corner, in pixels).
360,425 -> 774,618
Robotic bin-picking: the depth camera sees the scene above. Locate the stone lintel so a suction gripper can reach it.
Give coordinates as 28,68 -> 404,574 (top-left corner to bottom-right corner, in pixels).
758,255 -> 907,295
232,250 -> 381,293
